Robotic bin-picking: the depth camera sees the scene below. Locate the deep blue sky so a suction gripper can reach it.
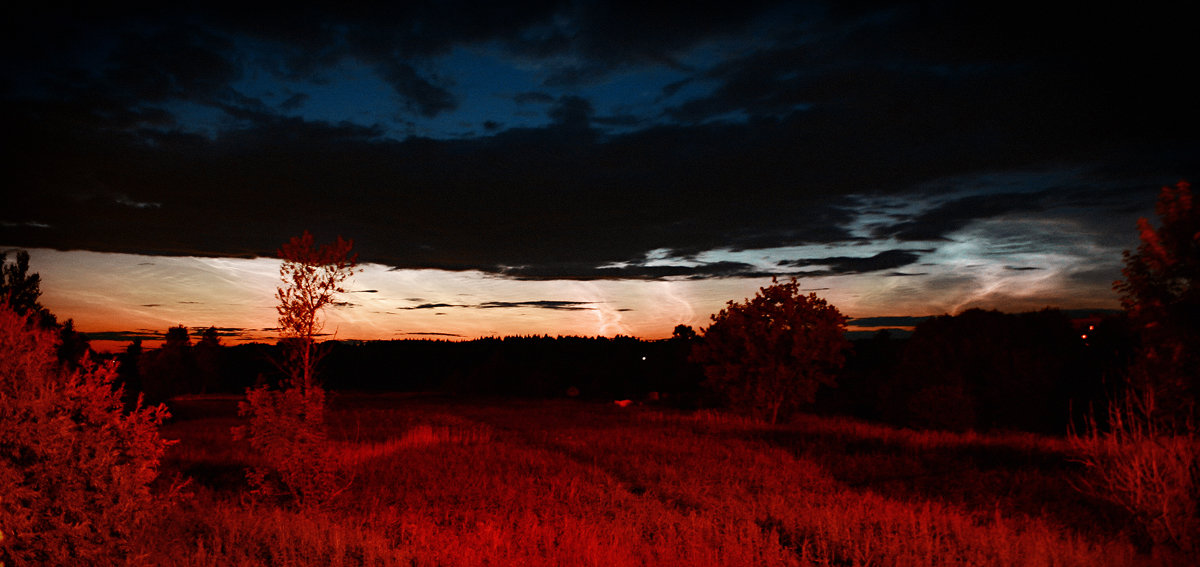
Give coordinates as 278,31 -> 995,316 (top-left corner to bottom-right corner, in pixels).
2,2 -> 1195,344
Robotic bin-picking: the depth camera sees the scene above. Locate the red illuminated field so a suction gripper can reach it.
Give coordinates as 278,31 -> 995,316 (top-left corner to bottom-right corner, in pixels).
138,394 -> 1153,566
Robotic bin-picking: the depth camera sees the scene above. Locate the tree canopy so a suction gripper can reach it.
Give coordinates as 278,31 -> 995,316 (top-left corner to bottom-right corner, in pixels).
1114,180 -> 1199,425
691,278 -> 849,424
275,231 -> 358,389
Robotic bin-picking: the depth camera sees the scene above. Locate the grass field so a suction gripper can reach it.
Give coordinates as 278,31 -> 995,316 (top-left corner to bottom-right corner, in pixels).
133,393 -> 1165,566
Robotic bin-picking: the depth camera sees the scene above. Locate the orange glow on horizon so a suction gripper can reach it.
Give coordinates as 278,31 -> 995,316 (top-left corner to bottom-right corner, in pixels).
18,247 -> 1120,354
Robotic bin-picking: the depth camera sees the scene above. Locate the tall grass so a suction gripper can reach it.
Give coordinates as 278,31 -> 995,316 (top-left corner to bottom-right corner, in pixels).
136,396 -> 1156,566
1069,388 -> 1199,559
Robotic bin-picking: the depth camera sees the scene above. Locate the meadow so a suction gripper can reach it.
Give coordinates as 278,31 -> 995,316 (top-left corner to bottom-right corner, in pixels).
130,393 -> 1166,566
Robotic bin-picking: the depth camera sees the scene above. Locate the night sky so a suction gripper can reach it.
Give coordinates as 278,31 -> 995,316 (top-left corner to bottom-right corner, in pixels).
2,3 -> 1195,349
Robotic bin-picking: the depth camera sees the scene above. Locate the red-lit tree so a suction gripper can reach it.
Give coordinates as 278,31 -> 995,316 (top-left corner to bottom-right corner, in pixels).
691,278 -> 849,424
1070,181 -> 1200,557
275,231 -> 358,390
235,231 -> 357,507
1114,180 -> 1199,427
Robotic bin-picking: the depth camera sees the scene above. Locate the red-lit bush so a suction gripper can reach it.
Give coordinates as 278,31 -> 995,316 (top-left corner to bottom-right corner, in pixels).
1070,386 -> 1199,557
233,383 -> 340,507
0,301 -> 171,565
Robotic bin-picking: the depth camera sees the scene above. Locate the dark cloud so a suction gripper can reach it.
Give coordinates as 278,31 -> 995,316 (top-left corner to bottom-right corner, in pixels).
399,300 -> 597,310
876,193 -> 1050,242
279,93 -> 309,111
847,316 -> 933,327
479,301 -> 594,310
399,303 -> 461,310
81,330 -> 164,342
513,91 -> 555,105
780,249 -> 925,275
548,95 -> 592,129
374,60 -> 457,117
496,260 -> 781,281
84,326 -> 253,343
2,2 -> 1196,283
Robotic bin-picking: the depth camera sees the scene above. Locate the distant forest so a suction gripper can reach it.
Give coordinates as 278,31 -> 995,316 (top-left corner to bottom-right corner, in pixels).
121,307 -> 1131,436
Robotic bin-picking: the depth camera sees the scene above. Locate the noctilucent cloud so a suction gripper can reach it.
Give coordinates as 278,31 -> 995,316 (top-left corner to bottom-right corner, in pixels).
2,3 -> 1194,350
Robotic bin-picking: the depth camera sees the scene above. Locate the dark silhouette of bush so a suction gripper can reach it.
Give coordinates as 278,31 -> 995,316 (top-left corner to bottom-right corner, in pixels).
138,325 -> 198,404
1,301 -> 171,565
817,330 -> 906,420
691,278 -> 850,424
886,308 -> 1086,432
194,326 -> 223,394
117,338 -> 144,407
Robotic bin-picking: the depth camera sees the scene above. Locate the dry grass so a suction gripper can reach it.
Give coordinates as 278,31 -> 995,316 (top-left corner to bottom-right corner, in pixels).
1068,389 -> 1199,558
133,395 -> 1165,566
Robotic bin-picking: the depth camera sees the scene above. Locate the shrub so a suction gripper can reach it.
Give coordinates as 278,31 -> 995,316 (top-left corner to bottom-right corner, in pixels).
1070,386 -> 1199,557
232,383 -> 340,508
0,301 -> 171,565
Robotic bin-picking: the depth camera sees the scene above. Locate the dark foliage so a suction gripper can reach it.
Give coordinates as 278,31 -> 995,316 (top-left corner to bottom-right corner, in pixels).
138,326 -> 198,405
691,278 -> 850,424
817,330 -> 906,420
1114,180 -> 1199,428
880,308 -> 1108,433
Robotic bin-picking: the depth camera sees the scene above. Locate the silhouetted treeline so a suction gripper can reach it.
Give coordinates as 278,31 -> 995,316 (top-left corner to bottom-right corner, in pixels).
118,308 -> 1135,434
119,334 -> 706,404
821,308 -> 1133,434
323,335 -> 706,401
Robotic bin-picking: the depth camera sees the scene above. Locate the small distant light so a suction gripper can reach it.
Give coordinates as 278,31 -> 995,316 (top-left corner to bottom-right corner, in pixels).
641,356 -> 647,361
1088,325 -> 1095,331
1081,334 -> 1088,340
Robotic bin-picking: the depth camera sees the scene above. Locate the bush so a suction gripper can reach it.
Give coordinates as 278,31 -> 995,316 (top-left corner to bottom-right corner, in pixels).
232,383 -> 341,508
887,309 -> 1085,432
0,301 -> 171,565
1070,387 -> 1199,557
